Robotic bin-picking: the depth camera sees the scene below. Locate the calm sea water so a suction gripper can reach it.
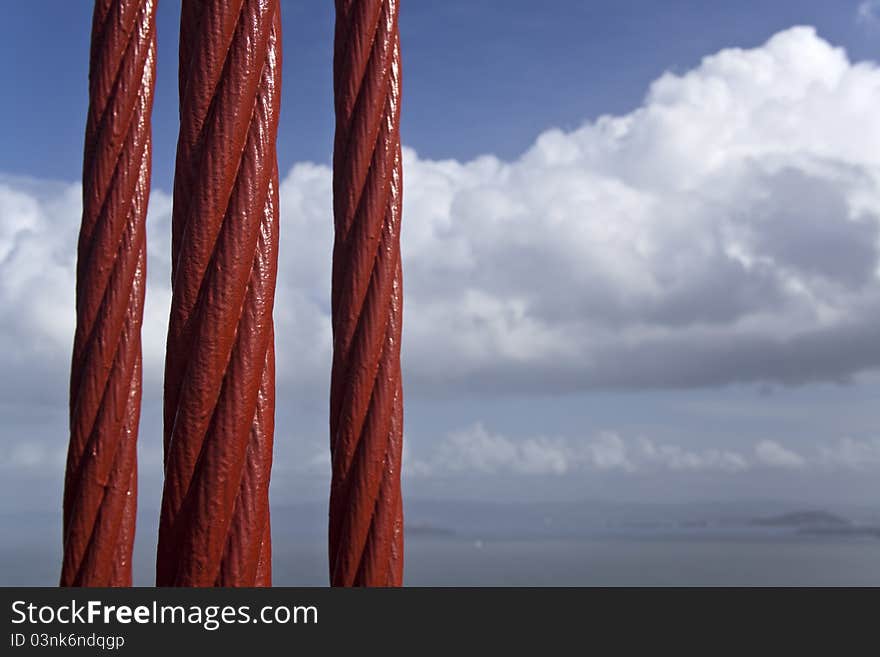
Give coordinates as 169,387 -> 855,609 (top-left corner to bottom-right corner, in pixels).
6,533 -> 879,586
400,534 -> 880,586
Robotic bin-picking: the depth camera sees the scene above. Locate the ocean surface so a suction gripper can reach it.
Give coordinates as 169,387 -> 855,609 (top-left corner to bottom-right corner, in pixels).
4,532 -> 880,587
401,533 -> 880,586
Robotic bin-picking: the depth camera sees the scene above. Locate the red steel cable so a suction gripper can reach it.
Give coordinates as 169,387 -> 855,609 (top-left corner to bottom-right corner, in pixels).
61,0 -> 156,587
329,0 -> 405,587
156,0 -> 281,586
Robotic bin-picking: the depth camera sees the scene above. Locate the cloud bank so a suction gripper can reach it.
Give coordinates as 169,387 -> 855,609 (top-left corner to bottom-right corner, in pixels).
4,27 -> 880,409
402,424 -> 880,478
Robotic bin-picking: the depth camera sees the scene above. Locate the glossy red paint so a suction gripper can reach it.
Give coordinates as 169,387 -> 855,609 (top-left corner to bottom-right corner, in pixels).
329,0 -> 405,587
61,0 -> 156,587
156,0 -> 282,587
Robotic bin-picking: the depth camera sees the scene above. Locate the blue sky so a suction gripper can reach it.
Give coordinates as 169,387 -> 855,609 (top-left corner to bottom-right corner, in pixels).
3,0 -> 877,184
4,1 -> 880,516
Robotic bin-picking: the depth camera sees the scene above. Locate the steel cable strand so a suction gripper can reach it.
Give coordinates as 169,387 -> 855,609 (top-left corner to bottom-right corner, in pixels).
61,0 -> 156,588
156,0 -> 281,587
329,0 -> 404,587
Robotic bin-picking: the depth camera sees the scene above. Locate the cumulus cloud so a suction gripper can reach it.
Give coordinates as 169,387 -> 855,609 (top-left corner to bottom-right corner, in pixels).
400,27 -> 880,392
0,176 -> 172,406
404,425 -> 880,477
406,423 -> 750,476
393,26 -> 880,393
754,440 -> 806,468
817,436 -> 880,469
417,423 -> 575,475
5,27 -> 880,408
637,438 -> 748,473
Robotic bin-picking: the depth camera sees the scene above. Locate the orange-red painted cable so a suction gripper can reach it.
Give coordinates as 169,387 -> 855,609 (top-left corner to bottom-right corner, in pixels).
61,0 -> 156,587
156,0 -> 282,587
329,0 -> 405,587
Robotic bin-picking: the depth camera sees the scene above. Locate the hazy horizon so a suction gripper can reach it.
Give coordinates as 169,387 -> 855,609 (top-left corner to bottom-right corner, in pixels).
3,496 -> 879,586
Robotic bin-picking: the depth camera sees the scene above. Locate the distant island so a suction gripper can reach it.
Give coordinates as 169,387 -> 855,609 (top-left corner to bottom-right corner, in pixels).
750,510 -> 851,528
750,510 -> 880,538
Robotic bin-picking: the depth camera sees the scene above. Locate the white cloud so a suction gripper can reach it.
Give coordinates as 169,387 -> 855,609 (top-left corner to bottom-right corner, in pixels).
283,26 -> 880,394
418,423 -> 575,475
0,176 -> 172,405
817,436 -> 880,469
754,440 -> 806,468
638,438 -> 749,473
5,27 -> 880,408
586,432 -> 636,472
407,424 -> 750,477
404,425 -> 880,478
